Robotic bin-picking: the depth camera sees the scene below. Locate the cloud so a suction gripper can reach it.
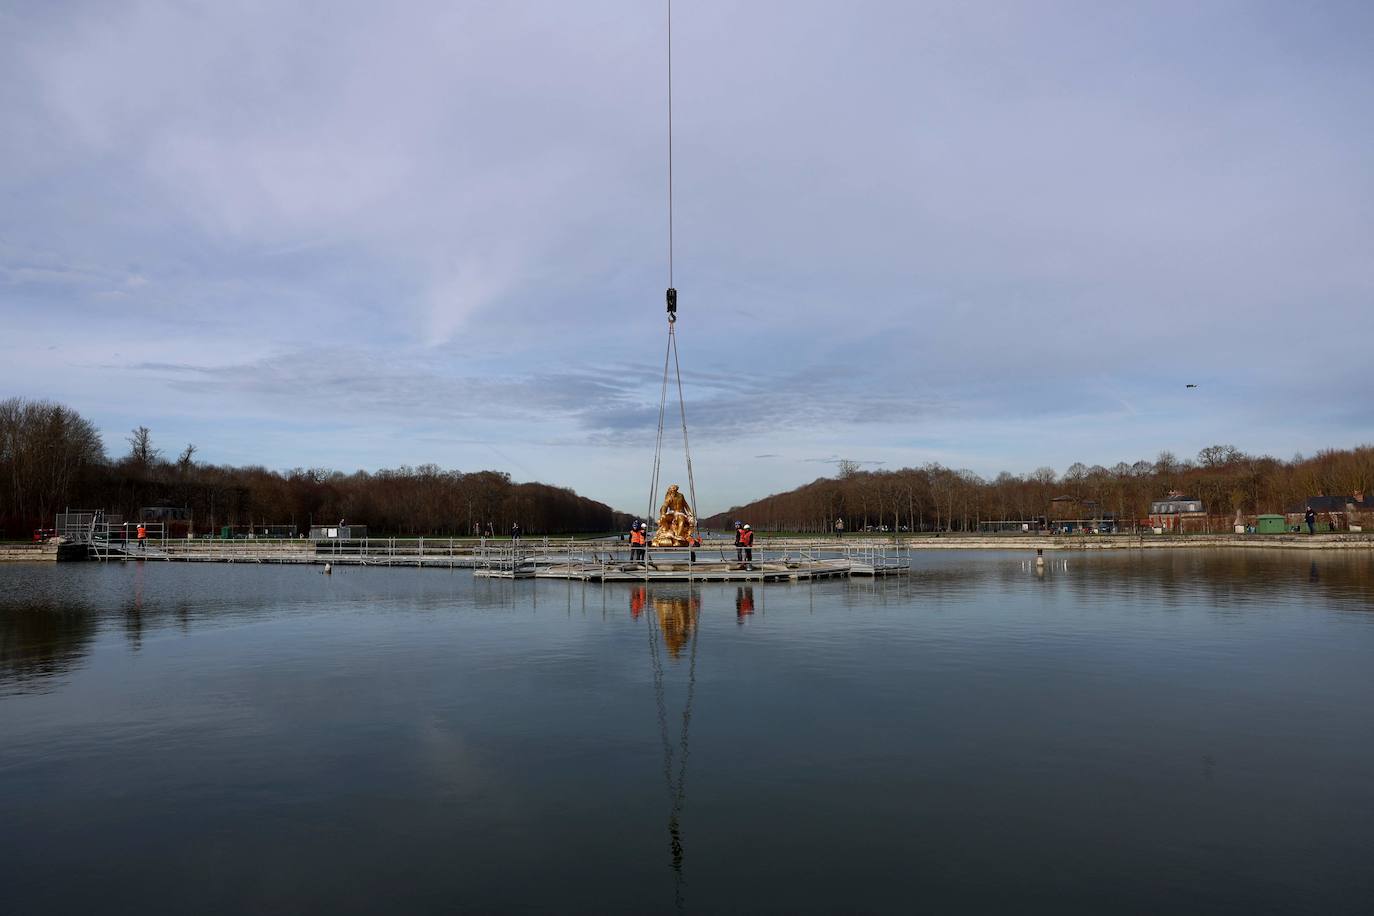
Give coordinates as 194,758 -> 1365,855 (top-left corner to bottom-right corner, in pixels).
120,343 -> 943,452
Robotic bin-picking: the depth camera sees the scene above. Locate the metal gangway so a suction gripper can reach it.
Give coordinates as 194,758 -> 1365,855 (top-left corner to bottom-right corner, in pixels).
56,510 -> 169,560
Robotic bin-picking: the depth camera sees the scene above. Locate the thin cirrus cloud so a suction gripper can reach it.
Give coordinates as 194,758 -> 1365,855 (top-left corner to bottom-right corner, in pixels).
2,0 -> 1372,513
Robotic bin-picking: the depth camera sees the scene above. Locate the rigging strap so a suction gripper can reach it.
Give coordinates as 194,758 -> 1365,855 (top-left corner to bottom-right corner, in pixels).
646,319 -> 698,525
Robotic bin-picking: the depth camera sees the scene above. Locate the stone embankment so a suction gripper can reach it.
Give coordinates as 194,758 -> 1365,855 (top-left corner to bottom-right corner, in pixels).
0,542 -> 59,562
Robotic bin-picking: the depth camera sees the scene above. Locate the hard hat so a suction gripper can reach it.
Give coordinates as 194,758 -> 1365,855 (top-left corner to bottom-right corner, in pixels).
743,524 -> 751,529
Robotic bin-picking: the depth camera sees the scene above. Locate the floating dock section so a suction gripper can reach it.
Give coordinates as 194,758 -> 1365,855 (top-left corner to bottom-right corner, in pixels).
474,546 -> 910,582
47,512 -> 911,582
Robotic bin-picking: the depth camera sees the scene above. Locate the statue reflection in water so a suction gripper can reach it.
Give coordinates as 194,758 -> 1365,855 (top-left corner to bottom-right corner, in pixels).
632,585 -> 701,911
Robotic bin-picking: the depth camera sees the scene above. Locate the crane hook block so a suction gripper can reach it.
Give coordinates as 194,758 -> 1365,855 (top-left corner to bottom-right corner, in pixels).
665,287 -> 677,321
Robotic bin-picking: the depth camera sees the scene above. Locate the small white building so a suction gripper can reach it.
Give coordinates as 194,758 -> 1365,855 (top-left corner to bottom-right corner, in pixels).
309,524 -> 367,540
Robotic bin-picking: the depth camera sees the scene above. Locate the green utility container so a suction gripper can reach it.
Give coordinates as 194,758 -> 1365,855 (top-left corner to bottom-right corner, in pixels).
220,525 -> 233,539
1256,515 -> 1287,534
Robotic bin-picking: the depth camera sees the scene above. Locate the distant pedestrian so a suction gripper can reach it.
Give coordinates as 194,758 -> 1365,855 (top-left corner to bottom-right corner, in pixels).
689,530 -> 701,563
835,518 -> 844,538
1305,507 -> 1316,535
137,524 -> 147,549
511,523 -> 521,543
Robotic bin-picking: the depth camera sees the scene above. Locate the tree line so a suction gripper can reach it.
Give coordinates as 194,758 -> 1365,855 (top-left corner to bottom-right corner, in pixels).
702,446 -> 1374,533
0,398 -> 631,538
7,397 -> 1372,539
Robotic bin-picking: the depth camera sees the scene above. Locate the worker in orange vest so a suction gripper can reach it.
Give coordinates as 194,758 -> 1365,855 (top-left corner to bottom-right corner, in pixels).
737,523 -> 754,568
689,530 -> 702,563
629,521 -> 647,564
136,524 -> 147,549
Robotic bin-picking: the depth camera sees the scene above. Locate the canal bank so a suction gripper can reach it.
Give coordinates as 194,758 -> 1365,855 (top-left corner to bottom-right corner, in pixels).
885,532 -> 1374,551
5,532 -> 1372,567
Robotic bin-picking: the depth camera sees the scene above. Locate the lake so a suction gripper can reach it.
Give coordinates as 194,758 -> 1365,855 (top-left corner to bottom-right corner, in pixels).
2,551 -> 1372,914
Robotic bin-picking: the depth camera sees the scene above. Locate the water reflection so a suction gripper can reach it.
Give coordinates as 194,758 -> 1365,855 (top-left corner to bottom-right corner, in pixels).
641,586 -> 701,911
0,600 -> 96,692
123,559 -> 147,650
735,586 -> 755,624
980,549 -> 1374,612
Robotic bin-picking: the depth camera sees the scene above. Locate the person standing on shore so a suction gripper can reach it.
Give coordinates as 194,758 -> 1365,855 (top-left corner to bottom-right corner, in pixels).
835,518 -> 844,538
511,522 -> 521,543
1305,507 -> 1316,534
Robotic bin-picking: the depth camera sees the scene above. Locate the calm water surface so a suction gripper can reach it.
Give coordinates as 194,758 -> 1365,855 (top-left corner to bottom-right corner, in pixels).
2,551 -> 1373,914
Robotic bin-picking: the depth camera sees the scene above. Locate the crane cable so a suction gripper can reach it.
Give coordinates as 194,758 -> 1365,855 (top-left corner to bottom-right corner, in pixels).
646,0 -> 698,528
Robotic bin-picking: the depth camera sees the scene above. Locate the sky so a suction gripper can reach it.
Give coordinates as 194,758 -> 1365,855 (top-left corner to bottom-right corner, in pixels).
3,0 -> 1372,516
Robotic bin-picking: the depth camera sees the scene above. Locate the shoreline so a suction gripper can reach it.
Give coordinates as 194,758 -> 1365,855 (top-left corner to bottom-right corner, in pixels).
3,532 -> 1373,564
794,534 -> 1374,551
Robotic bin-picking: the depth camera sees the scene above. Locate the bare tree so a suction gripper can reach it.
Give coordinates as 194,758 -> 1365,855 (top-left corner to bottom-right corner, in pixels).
1197,444 -> 1242,468
0,398 -> 105,530
127,426 -> 160,466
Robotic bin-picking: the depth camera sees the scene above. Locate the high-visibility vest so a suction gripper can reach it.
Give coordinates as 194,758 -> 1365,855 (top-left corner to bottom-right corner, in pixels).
690,534 -> 701,547
630,529 -> 645,545
739,529 -> 754,547
137,525 -> 146,539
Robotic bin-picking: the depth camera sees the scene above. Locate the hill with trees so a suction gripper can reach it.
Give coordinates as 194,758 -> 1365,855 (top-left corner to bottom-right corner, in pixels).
0,398 -> 630,538
702,447 -> 1374,533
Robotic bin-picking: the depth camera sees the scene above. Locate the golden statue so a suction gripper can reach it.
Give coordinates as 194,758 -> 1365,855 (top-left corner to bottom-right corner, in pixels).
651,484 -> 695,547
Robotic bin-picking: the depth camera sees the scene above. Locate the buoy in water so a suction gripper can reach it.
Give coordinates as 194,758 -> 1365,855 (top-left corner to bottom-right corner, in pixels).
324,562 -> 332,575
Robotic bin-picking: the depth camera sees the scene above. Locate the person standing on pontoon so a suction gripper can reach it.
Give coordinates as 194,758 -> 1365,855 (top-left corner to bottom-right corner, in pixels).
630,521 -> 647,564
737,523 -> 755,568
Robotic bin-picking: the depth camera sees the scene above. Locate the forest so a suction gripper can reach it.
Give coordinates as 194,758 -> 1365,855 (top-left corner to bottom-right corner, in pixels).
702,447 -> 1374,534
5,397 -> 1372,539
0,398 -> 629,538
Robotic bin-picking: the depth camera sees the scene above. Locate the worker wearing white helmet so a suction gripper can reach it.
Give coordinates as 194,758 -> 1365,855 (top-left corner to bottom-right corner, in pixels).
737,523 -> 754,568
